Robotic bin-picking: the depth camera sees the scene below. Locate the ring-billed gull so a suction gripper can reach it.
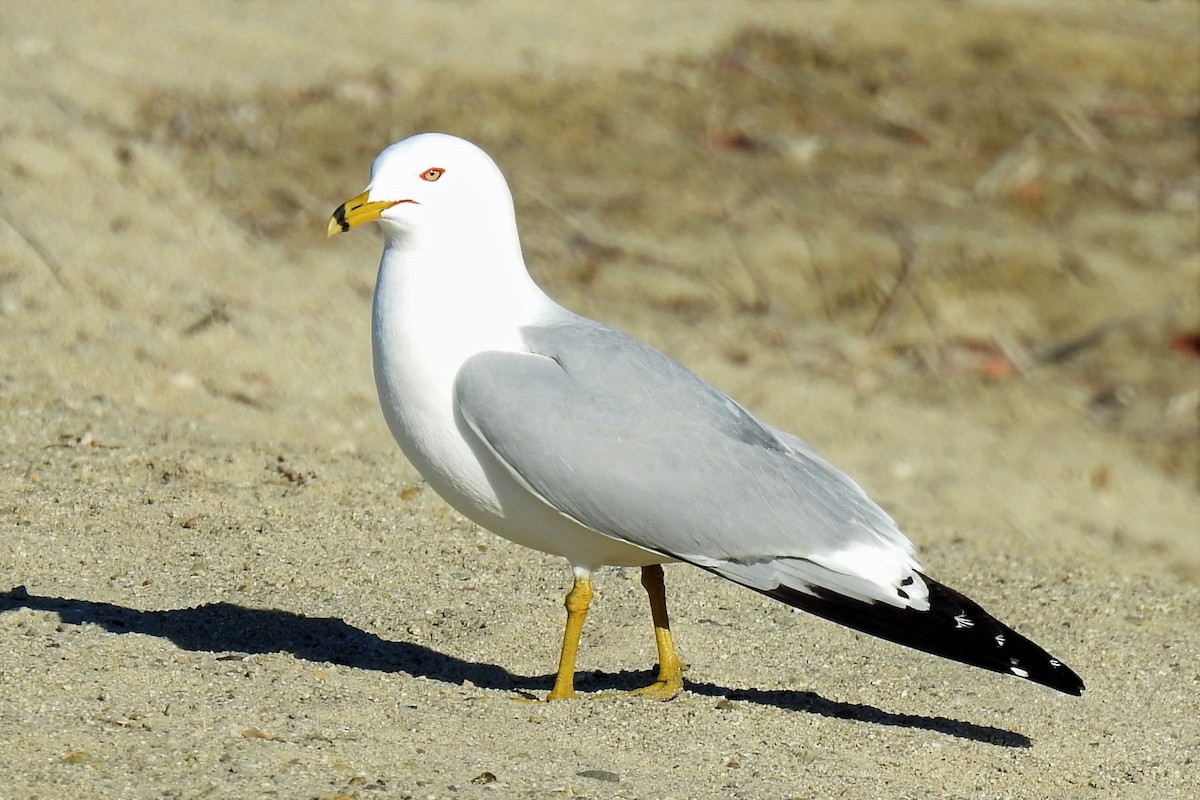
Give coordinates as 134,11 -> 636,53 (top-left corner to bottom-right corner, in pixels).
328,132 -> 1083,700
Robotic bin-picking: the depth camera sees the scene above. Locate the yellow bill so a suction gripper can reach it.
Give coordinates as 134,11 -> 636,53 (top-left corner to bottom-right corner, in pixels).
327,190 -> 400,237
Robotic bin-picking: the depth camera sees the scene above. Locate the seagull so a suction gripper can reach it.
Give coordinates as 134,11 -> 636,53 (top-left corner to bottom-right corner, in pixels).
327,132 -> 1084,700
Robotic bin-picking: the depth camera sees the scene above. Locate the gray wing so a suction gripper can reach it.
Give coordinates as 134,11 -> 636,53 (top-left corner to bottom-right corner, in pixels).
455,317 -> 928,609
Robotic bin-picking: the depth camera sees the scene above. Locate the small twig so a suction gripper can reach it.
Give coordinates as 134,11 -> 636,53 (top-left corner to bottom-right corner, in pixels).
182,301 -> 232,336
767,194 -> 840,324
712,183 -> 771,315
46,431 -> 120,449
1035,304 -> 1179,365
868,219 -> 928,337
1055,102 -> 1108,155
800,230 -> 835,323
974,131 -> 1043,199
0,208 -> 72,294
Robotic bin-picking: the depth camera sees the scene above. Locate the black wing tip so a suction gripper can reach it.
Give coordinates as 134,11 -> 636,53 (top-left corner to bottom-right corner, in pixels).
1044,668 -> 1085,696
922,575 -> 1087,696
761,573 -> 1085,696
1006,649 -> 1085,696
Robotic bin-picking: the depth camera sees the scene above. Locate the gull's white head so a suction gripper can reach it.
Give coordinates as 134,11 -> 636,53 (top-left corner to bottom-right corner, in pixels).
328,132 -> 515,240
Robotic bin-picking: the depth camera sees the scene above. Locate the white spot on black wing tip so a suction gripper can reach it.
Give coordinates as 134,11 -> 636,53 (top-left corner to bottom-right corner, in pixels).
1049,658 -> 1061,668
1010,666 -> 1030,678
953,613 -> 974,629
995,633 -> 1006,648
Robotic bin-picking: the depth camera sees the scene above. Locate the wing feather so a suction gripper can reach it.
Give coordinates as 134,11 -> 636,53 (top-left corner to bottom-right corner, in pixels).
454,319 -> 924,608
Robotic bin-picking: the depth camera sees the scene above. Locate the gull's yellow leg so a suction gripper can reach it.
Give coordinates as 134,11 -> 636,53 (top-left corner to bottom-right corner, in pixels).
633,564 -> 686,700
547,575 -> 593,700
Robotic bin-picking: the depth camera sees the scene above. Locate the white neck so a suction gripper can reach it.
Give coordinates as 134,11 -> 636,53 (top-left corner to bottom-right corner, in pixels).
373,222 -> 553,363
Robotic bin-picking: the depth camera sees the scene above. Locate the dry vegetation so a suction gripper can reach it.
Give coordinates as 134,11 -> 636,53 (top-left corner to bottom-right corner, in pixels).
137,11 -> 1198,485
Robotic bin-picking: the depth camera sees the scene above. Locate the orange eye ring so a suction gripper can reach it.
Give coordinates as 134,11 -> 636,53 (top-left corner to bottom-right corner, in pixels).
420,167 -> 445,182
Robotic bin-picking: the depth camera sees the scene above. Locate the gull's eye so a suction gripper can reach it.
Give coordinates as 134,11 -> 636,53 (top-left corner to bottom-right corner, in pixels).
420,167 -> 445,182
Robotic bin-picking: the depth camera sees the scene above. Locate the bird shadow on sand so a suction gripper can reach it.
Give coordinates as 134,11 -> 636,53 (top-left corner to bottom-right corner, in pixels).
2,588 -> 1030,748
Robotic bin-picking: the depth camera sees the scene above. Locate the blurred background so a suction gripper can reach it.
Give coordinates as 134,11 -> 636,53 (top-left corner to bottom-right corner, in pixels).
7,3 -> 1196,471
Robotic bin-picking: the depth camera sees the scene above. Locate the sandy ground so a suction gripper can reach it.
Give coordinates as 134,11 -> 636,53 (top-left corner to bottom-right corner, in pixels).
2,1 -> 1199,798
